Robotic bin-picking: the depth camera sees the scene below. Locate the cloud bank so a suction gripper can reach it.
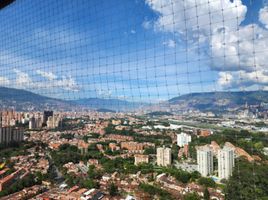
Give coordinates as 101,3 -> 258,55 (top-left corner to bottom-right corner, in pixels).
146,0 -> 268,90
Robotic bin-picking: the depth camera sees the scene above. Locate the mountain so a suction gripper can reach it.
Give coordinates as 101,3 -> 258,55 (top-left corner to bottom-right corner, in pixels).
70,98 -> 145,111
168,91 -> 268,112
1,87 -> 267,112
0,87 -> 76,111
0,87 -> 144,111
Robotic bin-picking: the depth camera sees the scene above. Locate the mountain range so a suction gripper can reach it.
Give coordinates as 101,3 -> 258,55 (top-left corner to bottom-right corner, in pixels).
168,91 -> 268,112
0,87 -> 268,112
0,87 -> 143,111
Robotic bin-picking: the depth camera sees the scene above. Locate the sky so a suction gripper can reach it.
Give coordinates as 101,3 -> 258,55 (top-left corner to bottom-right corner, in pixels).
0,0 -> 268,102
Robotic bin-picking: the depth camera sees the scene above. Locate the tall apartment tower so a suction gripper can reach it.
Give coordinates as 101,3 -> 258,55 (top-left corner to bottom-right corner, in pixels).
177,132 -> 191,147
157,147 -> 172,166
197,146 -> 213,177
43,111 -> 53,125
0,127 -> 24,145
218,146 -> 235,180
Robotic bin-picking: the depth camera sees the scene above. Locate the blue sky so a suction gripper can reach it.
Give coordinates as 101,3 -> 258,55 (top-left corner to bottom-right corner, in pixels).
0,0 -> 268,102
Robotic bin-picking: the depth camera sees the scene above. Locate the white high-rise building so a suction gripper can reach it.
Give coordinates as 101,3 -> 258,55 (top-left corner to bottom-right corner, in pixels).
177,132 -> 191,147
197,146 -> 213,177
218,146 -> 235,180
157,147 -> 172,166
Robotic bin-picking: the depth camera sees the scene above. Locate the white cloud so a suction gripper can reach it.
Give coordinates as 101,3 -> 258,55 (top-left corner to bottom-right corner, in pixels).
130,29 -> 136,34
163,39 -> 176,48
52,75 -> 80,92
13,69 -> 33,87
36,70 -> 57,81
0,76 -> 10,86
259,6 -> 268,29
146,0 -> 268,90
0,50 -> 81,92
13,69 -> 79,92
142,20 -> 152,29
145,0 -> 246,39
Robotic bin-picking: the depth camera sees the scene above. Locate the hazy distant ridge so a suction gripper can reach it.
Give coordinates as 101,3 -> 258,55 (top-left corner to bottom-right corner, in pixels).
168,91 -> 268,111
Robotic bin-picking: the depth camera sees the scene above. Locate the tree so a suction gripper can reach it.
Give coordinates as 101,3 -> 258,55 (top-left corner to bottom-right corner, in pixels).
190,171 -> 201,181
198,177 -> 216,188
83,179 -> 97,189
225,159 -> 268,200
109,183 -> 118,196
184,192 -> 201,200
204,188 -> 210,200
143,147 -> 155,155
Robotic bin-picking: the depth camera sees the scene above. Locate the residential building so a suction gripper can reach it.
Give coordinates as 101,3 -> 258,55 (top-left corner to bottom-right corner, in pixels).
134,154 -> 149,165
47,115 -> 61,129
177,132 -> 191,147
197,146 -> 213,177
218,146 -> 235,180
199,129 -> 213,137
157,147 -> 172,166
29,116 -> 42,129
0,127 -> 24,145
43,110 -> 53,125
121,142 -> 144,153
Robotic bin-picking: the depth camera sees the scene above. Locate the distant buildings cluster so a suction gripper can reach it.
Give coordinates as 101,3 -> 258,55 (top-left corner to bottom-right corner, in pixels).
29,111 -> 62,129
0,110 -> 62,130
0,110 -> 23,127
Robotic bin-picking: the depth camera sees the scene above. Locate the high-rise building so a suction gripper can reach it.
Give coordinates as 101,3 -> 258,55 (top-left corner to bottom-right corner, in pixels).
29,116 -> 43,130
177,132 -> 191,147
157,147 -> 172,166
197,146 -> 213,177
218,146 -> 235,180
29,117 -> 35,130
12,128 -> 24,142
0,110 -> 23,127
43,111 -> 53,125
0,127 -> 12,144
46,114 -> 62,129
0,127 -> 24,145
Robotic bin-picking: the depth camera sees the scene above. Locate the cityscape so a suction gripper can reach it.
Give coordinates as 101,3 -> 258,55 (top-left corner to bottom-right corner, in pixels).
0,107 -> 267,200
0,0 -> 268,200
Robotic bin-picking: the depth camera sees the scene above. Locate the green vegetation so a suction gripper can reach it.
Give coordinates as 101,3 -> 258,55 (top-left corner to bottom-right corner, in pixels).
105,124 -> 172,145
197,177 -> 216,188
0,141 -> 35,160
60,133 -> 74,140
171,144 -> 179,160
61,164 -> 101,188
87,165 -> 102,179
83,133 -> 100,142
189,129 -> 268,159
143,147 -> 156,155
225,159 -> 268,200
160,167 -> 201,184
139,183 -> 173,200
204,188 -> 210,200
0,173 -> 38,197
51,144 -> 82,167
184,192 -> 201,200
108,182 -> 118,196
